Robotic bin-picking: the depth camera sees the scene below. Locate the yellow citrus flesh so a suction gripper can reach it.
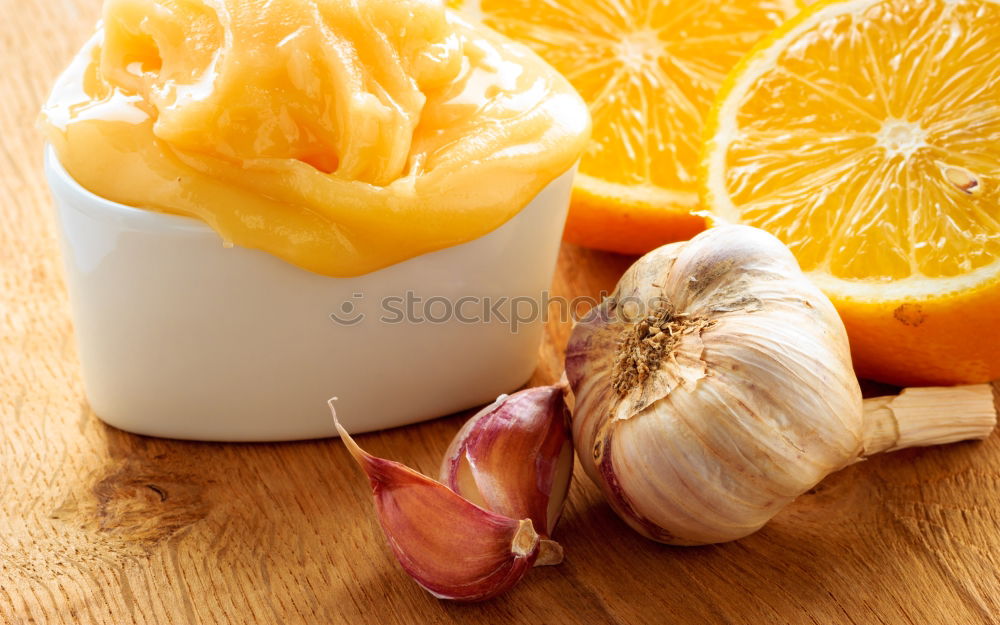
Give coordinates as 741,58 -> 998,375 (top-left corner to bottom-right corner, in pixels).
703,0 -> 1000,385
463,0 -> 797,254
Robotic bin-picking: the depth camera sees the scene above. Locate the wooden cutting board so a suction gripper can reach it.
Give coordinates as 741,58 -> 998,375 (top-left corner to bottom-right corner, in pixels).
3,1 -> 999,623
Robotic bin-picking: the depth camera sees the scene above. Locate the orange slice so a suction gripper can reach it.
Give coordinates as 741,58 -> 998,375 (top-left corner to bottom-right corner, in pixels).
702,0 -> 1000,385
462,0 -> 797,254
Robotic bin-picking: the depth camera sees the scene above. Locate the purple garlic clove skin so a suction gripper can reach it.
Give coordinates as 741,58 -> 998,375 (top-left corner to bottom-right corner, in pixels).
439,385 -> 574,538
333,405 -> 547,602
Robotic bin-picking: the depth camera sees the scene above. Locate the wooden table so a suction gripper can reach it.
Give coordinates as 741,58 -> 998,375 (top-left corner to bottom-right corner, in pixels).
4,1 -> 1000,623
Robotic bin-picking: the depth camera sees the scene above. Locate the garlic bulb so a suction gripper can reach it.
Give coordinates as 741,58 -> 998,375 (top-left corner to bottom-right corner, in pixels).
566,225 -> 996,545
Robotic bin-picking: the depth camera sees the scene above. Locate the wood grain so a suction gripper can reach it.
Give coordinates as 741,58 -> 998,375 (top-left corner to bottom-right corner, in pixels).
2,1 -> 999,623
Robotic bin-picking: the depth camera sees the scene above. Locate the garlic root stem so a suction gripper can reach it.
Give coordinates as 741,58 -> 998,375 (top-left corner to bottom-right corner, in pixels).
861,384 -> 997,456
535,539 -> 564,567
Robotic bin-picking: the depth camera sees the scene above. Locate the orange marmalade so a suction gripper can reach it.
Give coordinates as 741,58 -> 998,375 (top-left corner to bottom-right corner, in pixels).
41,0 -> 590,276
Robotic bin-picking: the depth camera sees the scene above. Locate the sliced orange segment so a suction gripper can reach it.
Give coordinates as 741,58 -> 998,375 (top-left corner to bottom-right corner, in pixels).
459,0 -> 797,254
702,0 -> 1000,385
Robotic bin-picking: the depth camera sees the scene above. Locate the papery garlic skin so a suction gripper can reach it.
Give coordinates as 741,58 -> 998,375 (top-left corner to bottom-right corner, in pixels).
440,385 -> 573,537
566,225 -> 864,545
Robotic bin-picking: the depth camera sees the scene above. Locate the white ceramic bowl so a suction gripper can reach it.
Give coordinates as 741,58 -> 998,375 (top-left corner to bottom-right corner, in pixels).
45,147 -> 573,441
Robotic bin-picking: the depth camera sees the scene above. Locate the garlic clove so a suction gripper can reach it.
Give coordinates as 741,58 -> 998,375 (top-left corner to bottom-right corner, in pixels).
332,406 -> 544,601
439,385 -> 573,537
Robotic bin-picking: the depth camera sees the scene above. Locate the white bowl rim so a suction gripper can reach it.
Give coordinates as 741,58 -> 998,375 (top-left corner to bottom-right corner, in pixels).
47,145 -> 260,234
46,146 -> 576,242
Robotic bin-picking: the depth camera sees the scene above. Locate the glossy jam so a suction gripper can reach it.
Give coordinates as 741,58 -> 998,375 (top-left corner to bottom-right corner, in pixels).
42,0 -> 590,276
